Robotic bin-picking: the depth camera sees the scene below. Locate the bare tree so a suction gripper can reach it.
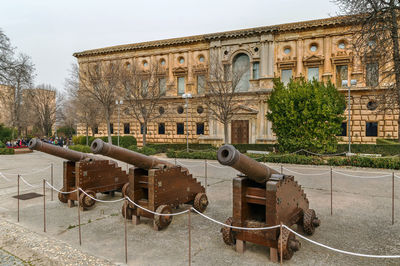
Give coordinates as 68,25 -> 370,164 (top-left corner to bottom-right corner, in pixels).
79,61 -> 120,144
334,0 -> 400,140
204,55 -> 251,143
24,84 -> 57,137
64,63 -> 101,145
0,28 -> 14,83
120,62 -> 165,146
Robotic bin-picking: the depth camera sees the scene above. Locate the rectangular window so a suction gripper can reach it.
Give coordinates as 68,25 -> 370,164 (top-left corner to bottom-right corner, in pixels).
337,122 -> 347,136
336,65 -> 348,87
177,123 -> 184,135
308,67 -> 319,81
140,123 -> 147,134
159,78 -> 166,96
366,122 -> 378,137
141,79 -> 149,95
158,123 -> 165,134
366,62 -> 379,87
224,64 -> 230,80
252,62 -> 260,79
281,69 -> 292,85
196,123 -> 204,135
110,123 -> 114,134
197,75 -> 205,94
177,77 -> 185,95
93,126 -> 98,135
123,123 -> 130,134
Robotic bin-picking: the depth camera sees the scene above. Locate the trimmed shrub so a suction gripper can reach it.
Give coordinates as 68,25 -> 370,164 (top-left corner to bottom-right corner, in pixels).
0,141 -> 5,148
233,144 -> 276,153
128,145 -> 157,156
258,154 -> 325,165
336,144 -> 400,156
0,148 -> 14,155
327,156 -> 400,170
166,150 -> 217,160
147,143 -> 215,153
69,145 -> 92,153
72,136 -> 137,148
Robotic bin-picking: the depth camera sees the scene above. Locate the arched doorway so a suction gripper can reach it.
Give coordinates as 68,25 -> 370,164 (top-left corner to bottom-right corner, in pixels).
232,53 -> 250,92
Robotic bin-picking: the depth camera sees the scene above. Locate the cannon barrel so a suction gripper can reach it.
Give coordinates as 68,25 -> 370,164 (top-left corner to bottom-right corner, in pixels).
28,138 -> 100,162
217,145 -> 278,183
90,139 -> 175,170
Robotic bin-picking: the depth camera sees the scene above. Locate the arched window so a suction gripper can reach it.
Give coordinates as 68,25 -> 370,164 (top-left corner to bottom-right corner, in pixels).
232,53 -> 250,92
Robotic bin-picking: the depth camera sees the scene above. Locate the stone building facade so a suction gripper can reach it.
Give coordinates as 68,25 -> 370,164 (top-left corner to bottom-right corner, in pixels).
73,15 -> 398,145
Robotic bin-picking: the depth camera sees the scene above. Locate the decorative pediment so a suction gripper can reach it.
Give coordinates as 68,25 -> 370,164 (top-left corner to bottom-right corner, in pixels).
192,65 -> 208,75
172,66 -> 188,75
303,55 -> 324,66
331,51 -> 353,65
237,105 -> 258,114
277,59 -> 296,69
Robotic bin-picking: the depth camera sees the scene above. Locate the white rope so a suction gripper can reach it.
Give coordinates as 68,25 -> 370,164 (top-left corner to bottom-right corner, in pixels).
283,225 -> 400,258
175,160 -> 193,169
176,160 -> 204,166
78,188 -> 125,203
206,162 -> 227,169
332,170 -> 392,179
19,175 -> 41,188
395,174 -> 400,179
126,197 -> 189,216
44,181 -> 77,194
0,165 -> 51,176
0,172 -> 11,182
283,167 -> 330,176
191,207 -> 280,231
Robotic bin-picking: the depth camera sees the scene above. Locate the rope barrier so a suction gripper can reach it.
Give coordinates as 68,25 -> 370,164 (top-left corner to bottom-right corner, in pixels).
206,162 -> 227,169
282,167 -> 330,176
332,170 -> 392,179
126,197 -> 190,216
78,188 -> 125,203
19,175 -> 41,188
44,181 -> 77,194
283,225 -> 400,258
0,172 -> 12,182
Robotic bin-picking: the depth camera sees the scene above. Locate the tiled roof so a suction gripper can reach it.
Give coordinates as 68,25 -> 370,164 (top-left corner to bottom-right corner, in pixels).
73,15 -> 354,58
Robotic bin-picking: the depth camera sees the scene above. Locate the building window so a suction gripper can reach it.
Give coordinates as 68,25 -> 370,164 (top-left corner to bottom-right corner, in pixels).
224,64 -> 230,80
284,47 -> 291,54
366,122 -> 378,137
93,126 -> 98,135
281,69 -> 292,85
179,57 -> 185,64
110,123 -> 114,134
233,53 -> 250,92
177,123 -> 184,135
141,79 -> 148,94
197,75 -> 205,94
178,77 -> 185,95
308,67 -> 319,81
252,62 -> 259,79
158,123 -> 165,134
140,123 -> 147,134
159,106 -> 165,115
177,106 -> 184,114
199,55 -> 205,62
338,42 -> 346,49
337,122 -> 347,136
367,101 -> 378,111
310,44 -> 318,52
336,65 -> 348,87
196,123 -> 204,135
143,60 -> 148,67
124,123 -> 130,134
160,59 -> 166,66
159,77 -> 166,96
197,106 -> 204,114
366,62 -> 379,87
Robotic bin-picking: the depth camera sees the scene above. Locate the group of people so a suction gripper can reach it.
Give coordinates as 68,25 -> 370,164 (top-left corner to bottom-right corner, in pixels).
43,137 -> 70,147
5,137 -> 71,148
5,139 -> 29,148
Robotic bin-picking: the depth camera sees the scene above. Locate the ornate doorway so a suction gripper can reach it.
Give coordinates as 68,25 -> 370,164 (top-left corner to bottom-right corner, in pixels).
231,120 -> 249,144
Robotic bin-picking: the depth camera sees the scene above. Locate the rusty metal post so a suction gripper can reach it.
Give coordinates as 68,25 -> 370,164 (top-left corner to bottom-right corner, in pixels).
188,208 -> 191,266
175,157 -> 177,165
50,163 -> 53,201
124,199 -> 128,264
330,167 -> 333,216
17,174 -> 20,222
392,172 -> 395,225
43,179 -> 46,232
205,159 -> 207,192
280,165 -> 283,174
280,222 -> 283,265
77,188 -> 81,245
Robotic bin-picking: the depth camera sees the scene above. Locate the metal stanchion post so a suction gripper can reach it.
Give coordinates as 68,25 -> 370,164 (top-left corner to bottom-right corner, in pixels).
205,159 -> 207,192
124,199 -> 128,264
175,157 -> 177,165
17,174 -> 20,222
280,165 -> 283,174
43,179 -> 46,232
280,222 -> 283,265
77,188 -> 82,245
51,163 -> 54,201
330,167 -> 333,216
392,172 -> 395,225
188,208 -> 191,266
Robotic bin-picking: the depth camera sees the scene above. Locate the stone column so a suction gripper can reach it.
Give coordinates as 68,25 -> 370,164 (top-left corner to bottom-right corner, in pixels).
296,39 -> 304,77
268,42 -> 274,76
168,52 -> 174,84
260,41 -> 267,77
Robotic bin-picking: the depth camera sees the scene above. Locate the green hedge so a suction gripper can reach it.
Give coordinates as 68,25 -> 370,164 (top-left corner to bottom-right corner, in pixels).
258,154 -> 324,165
128,145 -> 157,156
166,150 -> 217,160
233,144 -> 276,153
327,156 -> 400,170
147,143 -> 215,153
0,148 -> 14,155
0,141 -> 5,148
72,136 -> 137,148
336,144 -> 400,156
69,145 -> 92,153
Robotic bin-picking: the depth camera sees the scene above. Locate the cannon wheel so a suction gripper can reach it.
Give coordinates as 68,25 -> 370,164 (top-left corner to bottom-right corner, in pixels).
221,217 -> 236,245
154,205 -> 172,230
58,187 -> 68,203
121,201 -> 133,220
79,190 -> 96,209
303,209 -> 319,235
121,183 -> 129,198
193,193 -> 209,213
278,228 -> 300,260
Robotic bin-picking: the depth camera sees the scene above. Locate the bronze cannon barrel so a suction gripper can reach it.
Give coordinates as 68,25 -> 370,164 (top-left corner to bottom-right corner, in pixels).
28,138 -> 100,162
90,139 -> 175,170
217,144 -> 278,183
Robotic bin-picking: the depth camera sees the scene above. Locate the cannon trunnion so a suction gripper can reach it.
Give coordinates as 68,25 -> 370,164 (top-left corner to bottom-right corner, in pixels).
218,145 -> 320,262
91,139 -> 208,230
29,138 -> 129,210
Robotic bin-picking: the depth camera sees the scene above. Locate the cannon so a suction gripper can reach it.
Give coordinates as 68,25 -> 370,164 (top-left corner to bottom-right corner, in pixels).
91,139 -> 208,230
28,138 -> 129,210
217,145 -> 320,262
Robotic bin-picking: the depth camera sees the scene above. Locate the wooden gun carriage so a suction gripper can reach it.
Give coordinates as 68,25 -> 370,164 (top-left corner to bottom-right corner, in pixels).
28,138 -> 128,210
217,145 -> 320,262
91,139 -> 208,230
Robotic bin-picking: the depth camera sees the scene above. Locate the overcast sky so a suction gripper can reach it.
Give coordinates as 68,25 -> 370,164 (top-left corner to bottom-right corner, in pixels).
1,0 -> 340,92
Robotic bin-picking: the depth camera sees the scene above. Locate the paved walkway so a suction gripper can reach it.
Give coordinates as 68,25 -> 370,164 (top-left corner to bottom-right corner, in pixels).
0,248 -> 25,265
